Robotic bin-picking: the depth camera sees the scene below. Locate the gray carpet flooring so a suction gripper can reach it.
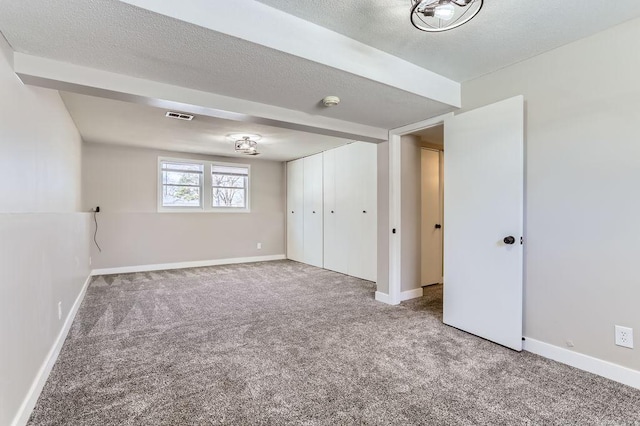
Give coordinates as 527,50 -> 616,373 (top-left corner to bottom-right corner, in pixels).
29,260 -> 640,425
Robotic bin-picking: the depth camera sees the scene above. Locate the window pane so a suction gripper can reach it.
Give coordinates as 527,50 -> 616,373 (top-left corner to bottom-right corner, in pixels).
163,171 -> 200,186
163,186 -> 201,207
162,162 -> 203,172
212,174 -> 246,188
213,188 -> 246,208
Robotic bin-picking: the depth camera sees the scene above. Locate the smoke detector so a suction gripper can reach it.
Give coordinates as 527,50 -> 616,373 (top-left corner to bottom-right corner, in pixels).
322,96 -> 340,107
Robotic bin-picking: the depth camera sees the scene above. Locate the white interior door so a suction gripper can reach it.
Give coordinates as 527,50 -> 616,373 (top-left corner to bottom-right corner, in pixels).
443,95 -> 524,351
421,148 -> 443,286
286,159 -> 304,262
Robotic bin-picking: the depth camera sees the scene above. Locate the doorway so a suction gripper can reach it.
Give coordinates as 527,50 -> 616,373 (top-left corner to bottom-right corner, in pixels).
421,148 -> 443,286
386,96 -> 524,351
411,125 -> 445,314
416,126 -> 444,288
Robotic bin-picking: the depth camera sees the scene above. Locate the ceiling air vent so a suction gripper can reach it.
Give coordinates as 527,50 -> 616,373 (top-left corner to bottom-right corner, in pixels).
165,111 -> 194,121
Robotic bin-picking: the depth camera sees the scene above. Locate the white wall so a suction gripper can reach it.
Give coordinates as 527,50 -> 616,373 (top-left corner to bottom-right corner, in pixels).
82,143 -> 286,270
463,18 -> 640,371
0,35 -> 90,426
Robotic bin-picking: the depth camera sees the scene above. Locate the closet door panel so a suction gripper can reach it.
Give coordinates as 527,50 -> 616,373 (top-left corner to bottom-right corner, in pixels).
328,145 -> 351,274
286,159 -> 304,262
323,149 -> 346,273
346,142 -> 378,281
303,153 -> 323,267
359,143 -> 378,282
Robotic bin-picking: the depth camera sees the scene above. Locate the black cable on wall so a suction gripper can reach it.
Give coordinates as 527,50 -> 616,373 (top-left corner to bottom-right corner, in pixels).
93,206 -> 102,252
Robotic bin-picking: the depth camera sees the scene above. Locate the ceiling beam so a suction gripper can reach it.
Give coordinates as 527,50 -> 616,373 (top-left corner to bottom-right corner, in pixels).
119,0 -> 461,108
14,53 -> 388,143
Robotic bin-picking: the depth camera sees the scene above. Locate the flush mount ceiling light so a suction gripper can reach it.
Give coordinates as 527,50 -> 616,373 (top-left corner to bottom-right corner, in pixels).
234,136 -> 260,156
410,0 -> 483,32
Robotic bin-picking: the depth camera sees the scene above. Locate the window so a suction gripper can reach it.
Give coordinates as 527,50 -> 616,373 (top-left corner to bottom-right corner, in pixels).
158,157 -> 250,212
161,161 -> 203,208
212,164 -> 249,209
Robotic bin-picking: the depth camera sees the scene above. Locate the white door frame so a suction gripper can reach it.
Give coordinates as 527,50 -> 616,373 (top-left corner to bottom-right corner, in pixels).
383,113 -> 454,305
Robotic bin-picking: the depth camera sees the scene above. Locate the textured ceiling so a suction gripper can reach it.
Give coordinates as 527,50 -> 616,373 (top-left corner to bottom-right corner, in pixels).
0,0 -> 454,129
60,92 -> 353,161
257,0 -> 640,82
3,0 -> 638,148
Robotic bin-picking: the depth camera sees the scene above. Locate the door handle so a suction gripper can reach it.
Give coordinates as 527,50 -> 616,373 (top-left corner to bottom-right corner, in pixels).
434,224 -> 442,229
503,236 -> 516,245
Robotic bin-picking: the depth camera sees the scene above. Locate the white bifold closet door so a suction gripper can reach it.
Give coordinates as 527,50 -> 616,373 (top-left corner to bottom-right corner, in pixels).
323,148 -> 348,274
323,145 -> 351,275
286,158 -> 304,262
348,142 -> 377,282
287,159 -> 304,262
303,153 -> 323,267
323,143 -> 377,281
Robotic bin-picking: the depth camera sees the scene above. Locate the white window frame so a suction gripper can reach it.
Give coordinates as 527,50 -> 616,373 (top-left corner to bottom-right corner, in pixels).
210,160 -> 251,213
157,157 -> 251,213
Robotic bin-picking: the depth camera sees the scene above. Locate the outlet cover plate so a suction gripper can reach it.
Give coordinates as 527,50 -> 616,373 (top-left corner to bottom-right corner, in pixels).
615,325 -> 634,349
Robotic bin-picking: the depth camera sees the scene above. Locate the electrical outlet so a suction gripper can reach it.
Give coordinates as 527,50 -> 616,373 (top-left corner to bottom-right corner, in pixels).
57,302 -> 62,320
615,325 -> 634,349
257,243 -> 262,249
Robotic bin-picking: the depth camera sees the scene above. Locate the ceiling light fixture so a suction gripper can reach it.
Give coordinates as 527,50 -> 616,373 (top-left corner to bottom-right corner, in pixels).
410,0 -> 483,32
234,136 -> 260,156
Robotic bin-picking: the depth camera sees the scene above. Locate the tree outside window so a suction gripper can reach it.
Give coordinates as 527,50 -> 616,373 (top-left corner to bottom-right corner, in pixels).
212,165 -> 248,208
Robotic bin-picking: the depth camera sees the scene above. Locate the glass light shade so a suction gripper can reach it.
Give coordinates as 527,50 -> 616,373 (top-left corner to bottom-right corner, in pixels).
410,0 -> 483,32
434,3 -> 455,20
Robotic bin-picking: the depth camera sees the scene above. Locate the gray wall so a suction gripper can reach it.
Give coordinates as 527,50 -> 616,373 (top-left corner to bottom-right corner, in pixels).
400,135 -> 422,292
376,141 -> 390,294
82,143 -> 286,270
0,36 -> 90,425
463,18 -> 640,371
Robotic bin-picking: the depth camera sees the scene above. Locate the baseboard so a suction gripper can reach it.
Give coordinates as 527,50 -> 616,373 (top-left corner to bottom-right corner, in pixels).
375,291 -> 398,305
12,274 -> 92,426
523,337 -> 640,390
375,288 -> 424,305
91,254 -> 287,276
400,287 -> 424,301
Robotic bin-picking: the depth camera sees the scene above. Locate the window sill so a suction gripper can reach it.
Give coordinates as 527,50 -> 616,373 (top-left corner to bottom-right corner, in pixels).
157,208 -> 251,214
